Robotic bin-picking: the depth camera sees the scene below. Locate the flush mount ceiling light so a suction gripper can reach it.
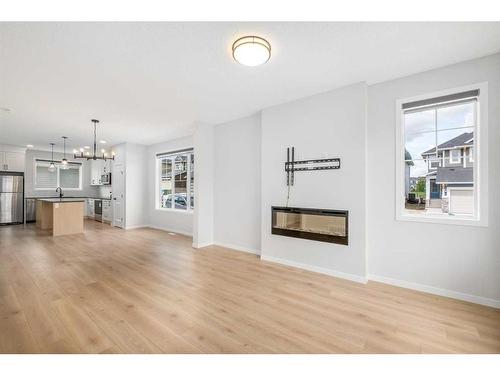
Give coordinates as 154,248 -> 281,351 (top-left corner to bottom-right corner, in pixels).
232,36 -> 271,67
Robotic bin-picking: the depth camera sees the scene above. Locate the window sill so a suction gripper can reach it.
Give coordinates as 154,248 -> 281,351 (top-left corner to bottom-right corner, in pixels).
155,208 -> 193,215
396,213 -> 487,227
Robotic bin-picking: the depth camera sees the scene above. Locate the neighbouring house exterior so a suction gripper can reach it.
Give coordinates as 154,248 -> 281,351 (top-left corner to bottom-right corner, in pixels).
404,149 -> 414,197
421,132 -> 474,215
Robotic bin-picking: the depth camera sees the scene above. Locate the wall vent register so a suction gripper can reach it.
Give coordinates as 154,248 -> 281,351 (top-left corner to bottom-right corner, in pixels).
272,206 -> 348,245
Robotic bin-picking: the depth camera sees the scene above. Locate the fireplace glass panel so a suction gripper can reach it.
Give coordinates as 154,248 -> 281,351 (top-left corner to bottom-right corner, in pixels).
272,207 -> 348,245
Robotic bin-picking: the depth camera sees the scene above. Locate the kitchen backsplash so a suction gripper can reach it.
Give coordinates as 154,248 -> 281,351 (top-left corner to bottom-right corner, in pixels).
99,186 -> 112,199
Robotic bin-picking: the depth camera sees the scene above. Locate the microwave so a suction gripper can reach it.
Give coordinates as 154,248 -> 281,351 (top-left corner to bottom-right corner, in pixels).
101,173 -> 111,185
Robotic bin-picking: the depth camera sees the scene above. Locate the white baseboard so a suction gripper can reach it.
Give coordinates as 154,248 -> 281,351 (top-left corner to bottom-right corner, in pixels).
368,274 -> 500,309
260,254 -> 367,284
213,241 -> 260,255
192,241 -> 213,249
147,224 -> 192,237
125,224 -> 148,230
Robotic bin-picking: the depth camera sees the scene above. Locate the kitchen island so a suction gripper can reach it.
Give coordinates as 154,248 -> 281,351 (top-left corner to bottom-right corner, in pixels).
36,198 -> 85,236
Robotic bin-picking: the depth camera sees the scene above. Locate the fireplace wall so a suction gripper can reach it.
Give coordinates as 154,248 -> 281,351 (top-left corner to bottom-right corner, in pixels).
260,82 -> 367,282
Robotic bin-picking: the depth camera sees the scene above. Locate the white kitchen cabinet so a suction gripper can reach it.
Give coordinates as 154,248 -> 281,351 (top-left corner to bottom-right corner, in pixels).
89,159 -> 112,185
90,160 -> 104,185
0,150 -> 25,172
102,160 -> 111,174
102,199 -> 112,222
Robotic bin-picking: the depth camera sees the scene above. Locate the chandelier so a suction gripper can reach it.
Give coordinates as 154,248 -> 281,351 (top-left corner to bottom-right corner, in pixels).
73,119 -> 115,161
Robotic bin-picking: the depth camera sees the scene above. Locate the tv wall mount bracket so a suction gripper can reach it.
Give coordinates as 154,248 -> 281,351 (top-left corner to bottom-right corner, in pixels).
285,146 -> 340,186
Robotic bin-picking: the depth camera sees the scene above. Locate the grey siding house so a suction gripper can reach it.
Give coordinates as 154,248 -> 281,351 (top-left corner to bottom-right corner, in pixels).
421,132 -> 474,214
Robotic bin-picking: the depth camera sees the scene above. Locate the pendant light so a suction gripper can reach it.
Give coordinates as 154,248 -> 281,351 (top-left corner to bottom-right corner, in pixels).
48,143 -> 56,173
74,119 -> 115,161
61,136 -> 69,169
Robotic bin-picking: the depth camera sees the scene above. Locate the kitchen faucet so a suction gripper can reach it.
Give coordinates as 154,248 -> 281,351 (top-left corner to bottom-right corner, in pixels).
56,187 -> 64,199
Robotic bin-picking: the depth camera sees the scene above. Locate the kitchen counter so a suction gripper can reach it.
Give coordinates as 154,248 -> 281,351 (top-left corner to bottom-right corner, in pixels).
27,196 -> 112,200
38,198 -> 87,203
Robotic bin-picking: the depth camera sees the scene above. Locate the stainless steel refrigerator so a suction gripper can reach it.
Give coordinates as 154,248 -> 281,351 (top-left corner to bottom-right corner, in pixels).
0,172 -> 24,224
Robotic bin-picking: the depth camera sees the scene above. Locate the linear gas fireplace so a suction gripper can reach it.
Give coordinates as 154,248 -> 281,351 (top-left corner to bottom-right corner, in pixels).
271,206 -> 348,245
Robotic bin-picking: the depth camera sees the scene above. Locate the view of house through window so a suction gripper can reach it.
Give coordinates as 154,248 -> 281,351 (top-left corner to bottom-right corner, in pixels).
157,149 -> 194,211
403,91 -> 478,218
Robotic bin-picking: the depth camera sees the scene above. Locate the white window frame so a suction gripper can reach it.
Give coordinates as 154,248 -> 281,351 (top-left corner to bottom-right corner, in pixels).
395,82 -> 488,227
450,149 -> 461,164
155,149 -> 194,214
428,154 -> 441,169
33,159 -> 83,191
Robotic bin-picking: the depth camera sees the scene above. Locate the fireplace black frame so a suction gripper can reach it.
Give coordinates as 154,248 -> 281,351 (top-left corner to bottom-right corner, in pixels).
271,206 -> 348,245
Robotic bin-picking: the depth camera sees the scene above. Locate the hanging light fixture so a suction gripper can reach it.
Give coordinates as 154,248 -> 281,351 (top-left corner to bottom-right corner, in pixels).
74,119 -> 115,161
232,36 -> 271,66
48,143 -> 56,173
61,136 -> 69,169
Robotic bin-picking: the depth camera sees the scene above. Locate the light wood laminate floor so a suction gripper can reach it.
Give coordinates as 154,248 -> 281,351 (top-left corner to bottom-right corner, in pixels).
0,220 -> 499,353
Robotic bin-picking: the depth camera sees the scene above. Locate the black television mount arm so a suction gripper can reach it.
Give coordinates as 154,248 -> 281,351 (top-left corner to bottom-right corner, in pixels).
285,146 -> 341,186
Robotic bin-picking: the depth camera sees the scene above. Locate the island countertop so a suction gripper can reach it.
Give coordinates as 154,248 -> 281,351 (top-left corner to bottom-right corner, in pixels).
38,198 -> 87,203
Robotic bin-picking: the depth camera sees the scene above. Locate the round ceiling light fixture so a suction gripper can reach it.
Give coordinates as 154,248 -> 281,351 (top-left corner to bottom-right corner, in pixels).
232,36 -> 271,67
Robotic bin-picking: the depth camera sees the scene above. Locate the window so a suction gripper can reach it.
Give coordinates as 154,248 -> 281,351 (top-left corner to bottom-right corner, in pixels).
34,159 -> 82,190
396,84 -> 487,226
450,149 -> 461,164
156,149 -> 194,211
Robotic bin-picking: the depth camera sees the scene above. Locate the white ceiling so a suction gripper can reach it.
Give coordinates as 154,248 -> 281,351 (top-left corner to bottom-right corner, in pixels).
1,22 -> 500,151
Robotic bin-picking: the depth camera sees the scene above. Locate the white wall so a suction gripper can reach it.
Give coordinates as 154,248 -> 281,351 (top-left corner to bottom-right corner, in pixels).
146,136 -> 194,235
24,149 -> 99,198
214,114 -> 261,254
193,123 -> 215,247
260,82 -> 367,282
367,53 -> 500,305
124,143 -> 148,229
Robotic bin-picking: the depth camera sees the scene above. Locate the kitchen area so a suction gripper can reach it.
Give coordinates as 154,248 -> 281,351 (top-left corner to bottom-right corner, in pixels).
1,142 -> 119,233
26,157 -> 115,227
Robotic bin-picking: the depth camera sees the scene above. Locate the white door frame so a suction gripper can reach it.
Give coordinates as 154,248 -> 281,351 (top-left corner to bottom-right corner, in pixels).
112,163 -> 125,228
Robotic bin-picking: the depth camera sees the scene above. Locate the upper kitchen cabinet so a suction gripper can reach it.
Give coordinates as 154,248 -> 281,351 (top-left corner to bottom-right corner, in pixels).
102,159 -> 111,174
89,159 -> 112,185
90,159 -> 104,185
0,146 -> 26,172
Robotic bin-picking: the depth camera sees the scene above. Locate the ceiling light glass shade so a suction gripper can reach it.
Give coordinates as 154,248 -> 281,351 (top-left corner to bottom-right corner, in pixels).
232,36 -> 271,66
48,162 -> 56,173
61,158 -> 69,169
